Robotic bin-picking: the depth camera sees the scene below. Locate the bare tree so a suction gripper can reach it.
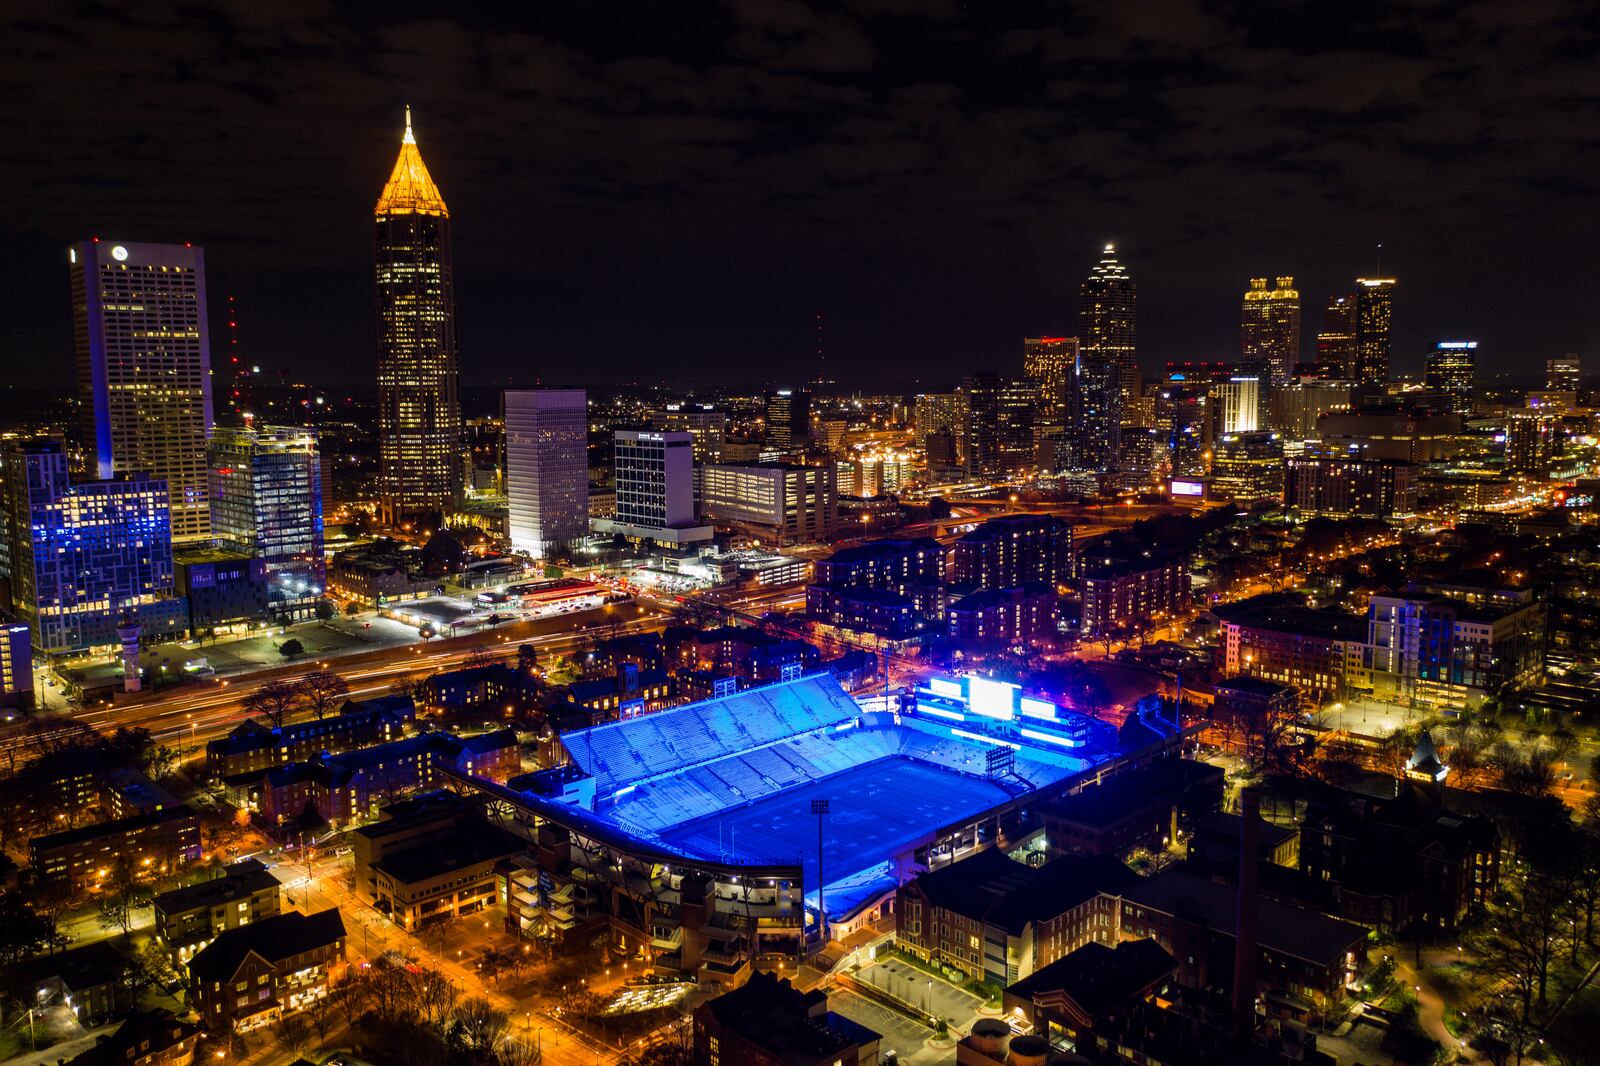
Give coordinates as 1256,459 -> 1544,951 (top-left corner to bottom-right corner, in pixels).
274,1014 -> 313,1058
298,670 -> 350,720
243,679 -> 303,730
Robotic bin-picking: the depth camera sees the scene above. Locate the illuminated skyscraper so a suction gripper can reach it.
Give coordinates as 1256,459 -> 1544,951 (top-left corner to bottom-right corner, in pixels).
1022,336 -> 1078,427
70,239 -> 214,543
1316,293 -> 1357,378
765,389 -> 812,451
1547,355 -> 1581,392
505,389 -> 589,559
209,425 -> 325,598
375,107 -> 460,528
1240,277 -> 1300,384
1424,341 -> 1476,413
1,439 -> 185,654
1215,376 -> 1262,435
1078,244 -> 1135,469
1354,278 -> 1395,385
964,373 -> 1034,477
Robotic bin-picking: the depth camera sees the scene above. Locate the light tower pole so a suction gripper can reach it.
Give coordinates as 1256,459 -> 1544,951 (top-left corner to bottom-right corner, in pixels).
811,798 -> 830,947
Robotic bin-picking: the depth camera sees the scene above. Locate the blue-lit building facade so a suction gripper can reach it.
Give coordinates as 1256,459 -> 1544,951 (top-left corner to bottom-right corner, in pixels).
208,425 -> 325,607
1,440 -> 185,655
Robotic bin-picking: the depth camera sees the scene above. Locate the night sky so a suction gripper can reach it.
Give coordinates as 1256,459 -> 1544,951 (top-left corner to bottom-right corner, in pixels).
5,1 -> 1600,391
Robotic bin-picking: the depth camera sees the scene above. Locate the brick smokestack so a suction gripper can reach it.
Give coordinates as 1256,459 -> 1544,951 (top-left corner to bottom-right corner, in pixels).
1233,787 -> 1260,1033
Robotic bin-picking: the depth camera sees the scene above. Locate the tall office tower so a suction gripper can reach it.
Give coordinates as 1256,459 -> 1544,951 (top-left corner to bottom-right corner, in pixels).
593,430 -> 712,545
1156,385 -> 1212,477
1316,293 -> 1358,378
1547,355 -> 1581,392
1240,277 -> 1300,384
209,425 -> 325,597
375,107 -> 460,529
1266,379 -> 1353,439
652,403 -> 727,462
505,390 -> 589,559
1022,336 -> 1078,427
964,373 -> 1035,477
1079,245 -> 1135,467
70,239 -> 214,543
0,439 -> 185,654
765,389 -> 812,451
1215,376 -> 1262,435
1209,432 -> 1285,505
1424,341 -> 1477,413
1353,278 -> 1396,385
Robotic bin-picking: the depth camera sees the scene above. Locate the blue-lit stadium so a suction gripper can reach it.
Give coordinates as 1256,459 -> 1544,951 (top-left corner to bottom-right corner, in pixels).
467,671 -> 1156,972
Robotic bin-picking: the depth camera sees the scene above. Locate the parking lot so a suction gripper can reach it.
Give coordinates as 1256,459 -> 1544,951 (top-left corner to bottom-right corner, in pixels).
828,989 -> 945,1065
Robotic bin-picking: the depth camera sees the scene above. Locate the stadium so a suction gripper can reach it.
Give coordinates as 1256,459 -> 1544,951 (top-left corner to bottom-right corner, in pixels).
452,671 -> 1167,987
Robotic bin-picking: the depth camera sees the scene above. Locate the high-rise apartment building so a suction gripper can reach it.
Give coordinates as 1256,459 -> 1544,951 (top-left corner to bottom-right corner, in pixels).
1023,337 -> 1078,427
1080,245 -> 1137,453
764,390 -> 811,451
1,440 -> 184,654
652,404 -> 727,463
965,374 -> 1035,477
1240,277 -> 1300,384
375,108 -> 460,528
1353,278 -> 1395,385
915,392 -> 968,472
1424,342 -> 1477,413
1504,411 -> 1560,475
593,430 -> 711,545
1547,356 -> 1581,392
70,239 -> 214,543
505,390 -> 589,559
698,463 -> 837,546
1316,294 -> 1357,378
209,425 -> 325,598
951,513 -> 1074,590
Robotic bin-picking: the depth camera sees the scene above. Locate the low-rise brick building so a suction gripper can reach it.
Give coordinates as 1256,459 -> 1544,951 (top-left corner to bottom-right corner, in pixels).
188,909 -> 346,1032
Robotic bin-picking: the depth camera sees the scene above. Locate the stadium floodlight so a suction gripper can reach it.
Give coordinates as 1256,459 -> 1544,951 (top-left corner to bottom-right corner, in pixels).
812,798 -> 830,945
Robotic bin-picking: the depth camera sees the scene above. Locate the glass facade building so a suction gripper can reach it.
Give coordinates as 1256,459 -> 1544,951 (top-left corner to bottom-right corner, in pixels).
209,425 -> 325,600
1240,276 -> 1300,384
1,439 -> 184,654
70,239 -> 214,543
1078,244 -> 1136,470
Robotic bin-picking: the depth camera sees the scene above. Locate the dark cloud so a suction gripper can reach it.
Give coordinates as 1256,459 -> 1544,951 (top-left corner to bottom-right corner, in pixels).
4,0 -> 1600,391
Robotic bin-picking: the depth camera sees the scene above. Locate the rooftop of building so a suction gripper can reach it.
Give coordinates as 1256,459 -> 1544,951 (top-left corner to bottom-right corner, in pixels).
957,512 -> 1069,542
65,1009 -> 199,1066
949,583 -> 1058,612
372,821 -> 527,885
1006,938 -> 1176,1020
1214,676 -> 1298,699
352,790 -> 474,839
1123,868 -> 1367,967
1040,759 -> 1223,829
30,804 -> 197,850
912,848 -> 1141,932
1191,812 -> 1298,854
698,970 -> 880,1059
1211,594 -> 1367,642
153,859 -> 278,914
172,546 -> 257,566
188,908 -> 346,983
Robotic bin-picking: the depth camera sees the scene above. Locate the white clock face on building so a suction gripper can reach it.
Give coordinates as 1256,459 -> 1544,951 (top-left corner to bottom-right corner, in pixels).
111,245 -> 129,261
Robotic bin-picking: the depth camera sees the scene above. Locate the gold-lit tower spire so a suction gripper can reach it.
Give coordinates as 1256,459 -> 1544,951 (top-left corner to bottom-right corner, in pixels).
376,104 -> 449,218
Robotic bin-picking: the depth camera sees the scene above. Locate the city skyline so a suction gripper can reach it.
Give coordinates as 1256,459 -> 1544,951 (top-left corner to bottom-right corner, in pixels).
5,5 -> 1600,389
